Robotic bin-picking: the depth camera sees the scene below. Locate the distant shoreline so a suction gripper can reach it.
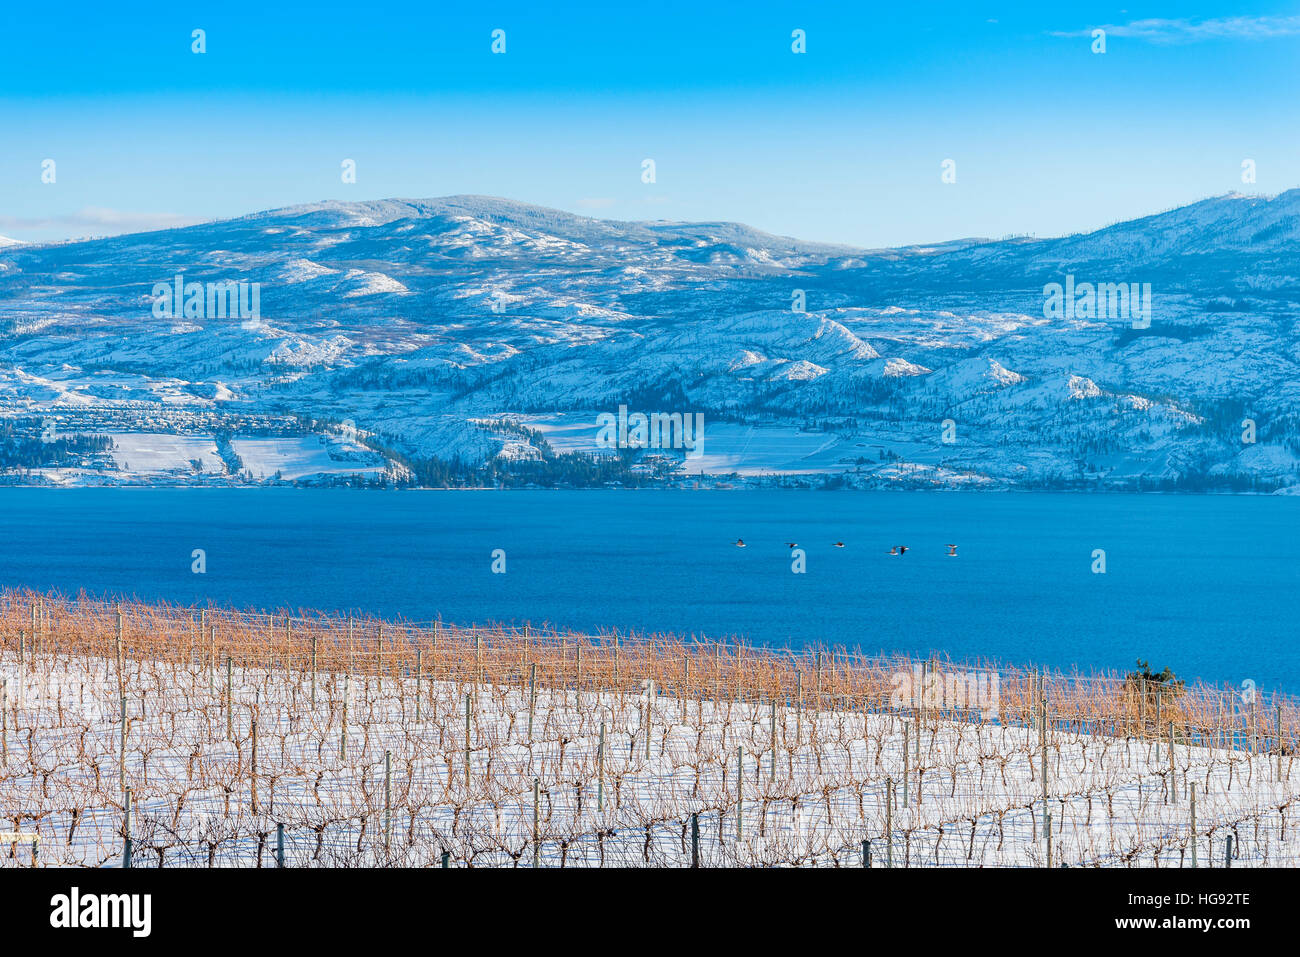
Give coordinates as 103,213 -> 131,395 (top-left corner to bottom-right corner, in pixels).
0,480 -> 1294,495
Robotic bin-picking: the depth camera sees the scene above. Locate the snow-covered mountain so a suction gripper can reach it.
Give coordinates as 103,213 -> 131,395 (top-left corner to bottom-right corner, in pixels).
2,192 -> 1299,488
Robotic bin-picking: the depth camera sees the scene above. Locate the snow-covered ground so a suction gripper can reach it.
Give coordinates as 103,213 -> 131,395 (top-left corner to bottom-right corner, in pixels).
230,436 -> 385,482
2,649 -> 1294,868
108,433 -> 223,474
523,414 -> 861,475
82,432 -> 387,483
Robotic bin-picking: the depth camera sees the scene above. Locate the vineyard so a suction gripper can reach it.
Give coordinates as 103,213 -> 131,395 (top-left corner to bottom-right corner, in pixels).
1,590 -> 1297,868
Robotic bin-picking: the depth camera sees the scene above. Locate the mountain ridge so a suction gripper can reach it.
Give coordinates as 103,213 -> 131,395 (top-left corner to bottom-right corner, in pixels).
1,191 -> 1298,489
11,186 -> 1298,255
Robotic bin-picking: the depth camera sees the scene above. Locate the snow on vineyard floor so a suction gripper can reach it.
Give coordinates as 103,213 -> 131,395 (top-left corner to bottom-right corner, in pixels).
2,650 -> 1297,868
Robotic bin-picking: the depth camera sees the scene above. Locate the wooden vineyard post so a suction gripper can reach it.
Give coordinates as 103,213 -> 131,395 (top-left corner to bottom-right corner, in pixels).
226,656 -> 234,740
120,695 -> 127,793
691,812 -> 699,868
384,750 -> 392,857
311,637 -> 318,709
645,680 -> 654,760
464,694 -> 472,794
532,778 -> 541,868
1041,690 -> 1049,828
415,649 -> 422,722
1190,783 -> 1198,868
276,823 -> 285,868
597,720 -> 605,811
886,777 -> 894,868
341,673 -> 349,759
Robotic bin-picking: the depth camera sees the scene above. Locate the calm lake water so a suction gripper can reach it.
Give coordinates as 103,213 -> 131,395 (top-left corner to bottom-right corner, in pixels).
0,488 -> 1296,691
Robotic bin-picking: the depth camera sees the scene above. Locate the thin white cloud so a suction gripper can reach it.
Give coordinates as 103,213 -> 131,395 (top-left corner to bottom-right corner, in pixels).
0,207 -> 201,238
575,197 -> 616,210
1052,15 -> 1300,44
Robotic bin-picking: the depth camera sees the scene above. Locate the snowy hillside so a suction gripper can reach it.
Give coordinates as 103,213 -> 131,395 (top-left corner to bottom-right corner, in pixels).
1,191 -> 1299,488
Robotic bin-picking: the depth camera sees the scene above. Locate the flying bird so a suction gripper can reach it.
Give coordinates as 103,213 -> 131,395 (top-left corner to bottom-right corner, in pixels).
945,544 -> 958,557
733,539 -> 746,548
832,542 -> 845,548
889,545 -> 909,556
785,542 -> 799,549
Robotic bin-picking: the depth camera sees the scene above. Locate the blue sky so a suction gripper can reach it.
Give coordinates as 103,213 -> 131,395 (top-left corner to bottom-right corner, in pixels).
2,1 -> 1298,245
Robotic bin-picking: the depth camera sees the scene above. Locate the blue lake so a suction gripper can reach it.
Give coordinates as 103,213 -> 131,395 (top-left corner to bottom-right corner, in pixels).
0,488 -> 1296,692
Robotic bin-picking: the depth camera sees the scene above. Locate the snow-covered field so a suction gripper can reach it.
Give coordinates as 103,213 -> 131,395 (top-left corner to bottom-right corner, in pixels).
523,414 -> 859,475
96,432 -> 385,482
108,433 -> 223,474
229,436 -> 385,482
2,647 -> 1295,868
522,414 -> 972,477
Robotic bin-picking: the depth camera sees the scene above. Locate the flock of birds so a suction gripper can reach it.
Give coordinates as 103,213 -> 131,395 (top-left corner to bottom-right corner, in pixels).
731,539 -> 958,557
